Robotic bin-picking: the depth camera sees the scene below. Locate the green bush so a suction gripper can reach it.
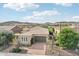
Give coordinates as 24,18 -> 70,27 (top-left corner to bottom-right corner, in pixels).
0,31 -> 14,46
12,47 -> 22,53
57,28 -> 79,49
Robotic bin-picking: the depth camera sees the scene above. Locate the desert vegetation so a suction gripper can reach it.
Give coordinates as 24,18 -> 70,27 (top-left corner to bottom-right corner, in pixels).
57,28 -> 79,49
0,31 -> 14,50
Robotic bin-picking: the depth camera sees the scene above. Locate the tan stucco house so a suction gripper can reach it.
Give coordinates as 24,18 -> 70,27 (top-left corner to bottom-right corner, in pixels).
15,26 -> 49,46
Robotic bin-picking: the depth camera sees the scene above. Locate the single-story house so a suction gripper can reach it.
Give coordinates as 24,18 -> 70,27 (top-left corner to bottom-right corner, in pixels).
15,26 -> 49,46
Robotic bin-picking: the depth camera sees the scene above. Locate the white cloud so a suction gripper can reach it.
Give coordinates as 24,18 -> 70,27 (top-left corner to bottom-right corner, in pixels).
23,10 -> 61,23
32,10 -> 60,16
3,3 -> 39,11
72,16 -> 79,19
56,3 -> 72,7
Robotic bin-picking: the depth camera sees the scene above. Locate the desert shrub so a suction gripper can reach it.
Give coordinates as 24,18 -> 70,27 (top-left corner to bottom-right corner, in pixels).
57,28 -> 79,49
12,47 -> 22,53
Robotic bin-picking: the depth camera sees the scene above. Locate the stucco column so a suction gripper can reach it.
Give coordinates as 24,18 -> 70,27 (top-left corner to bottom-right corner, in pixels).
27,36 -> 32,46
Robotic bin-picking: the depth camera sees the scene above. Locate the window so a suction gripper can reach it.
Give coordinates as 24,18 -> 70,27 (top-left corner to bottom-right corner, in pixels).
26,37 -> 27,41
21,37 -> 27,42
22,37 -> 24,42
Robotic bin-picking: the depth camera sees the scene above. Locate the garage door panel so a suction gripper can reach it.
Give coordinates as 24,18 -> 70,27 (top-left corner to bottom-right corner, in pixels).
34,36 -> 46,42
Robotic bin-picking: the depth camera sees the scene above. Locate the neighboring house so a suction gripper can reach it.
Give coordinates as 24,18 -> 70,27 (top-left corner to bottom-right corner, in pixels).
15,26 -> 49,46
0,26 -> 22,33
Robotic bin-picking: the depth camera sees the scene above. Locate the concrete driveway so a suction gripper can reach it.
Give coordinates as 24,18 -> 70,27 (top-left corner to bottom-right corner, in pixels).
27,43 -> 46,55
29,43 -> 46,50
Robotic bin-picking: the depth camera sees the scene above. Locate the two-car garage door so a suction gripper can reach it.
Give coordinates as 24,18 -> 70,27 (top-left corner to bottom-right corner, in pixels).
33,36 -> 46,42
31,36 -> 46,44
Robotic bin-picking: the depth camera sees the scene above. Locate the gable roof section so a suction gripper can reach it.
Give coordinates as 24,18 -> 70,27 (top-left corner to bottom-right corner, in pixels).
20,26 -> 49,36
29,26 -> 49,35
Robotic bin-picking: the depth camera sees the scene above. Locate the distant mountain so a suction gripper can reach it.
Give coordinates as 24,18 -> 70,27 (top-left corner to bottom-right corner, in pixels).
0,21 -> 43,26
0,21 -> 79,26
0,21 -> 24,26
56,21 -> 79,24
55,21 -> 79,26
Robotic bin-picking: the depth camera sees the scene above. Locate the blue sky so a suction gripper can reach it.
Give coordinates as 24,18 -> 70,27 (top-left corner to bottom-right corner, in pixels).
0,3 -> 79,23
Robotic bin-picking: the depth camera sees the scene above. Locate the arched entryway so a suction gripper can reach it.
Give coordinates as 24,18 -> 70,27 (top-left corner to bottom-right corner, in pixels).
31,37 -> 35,45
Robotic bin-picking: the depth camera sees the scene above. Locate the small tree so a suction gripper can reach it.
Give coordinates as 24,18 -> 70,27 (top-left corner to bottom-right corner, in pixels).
57,28 -> 79,49
0,31 -> 14,47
